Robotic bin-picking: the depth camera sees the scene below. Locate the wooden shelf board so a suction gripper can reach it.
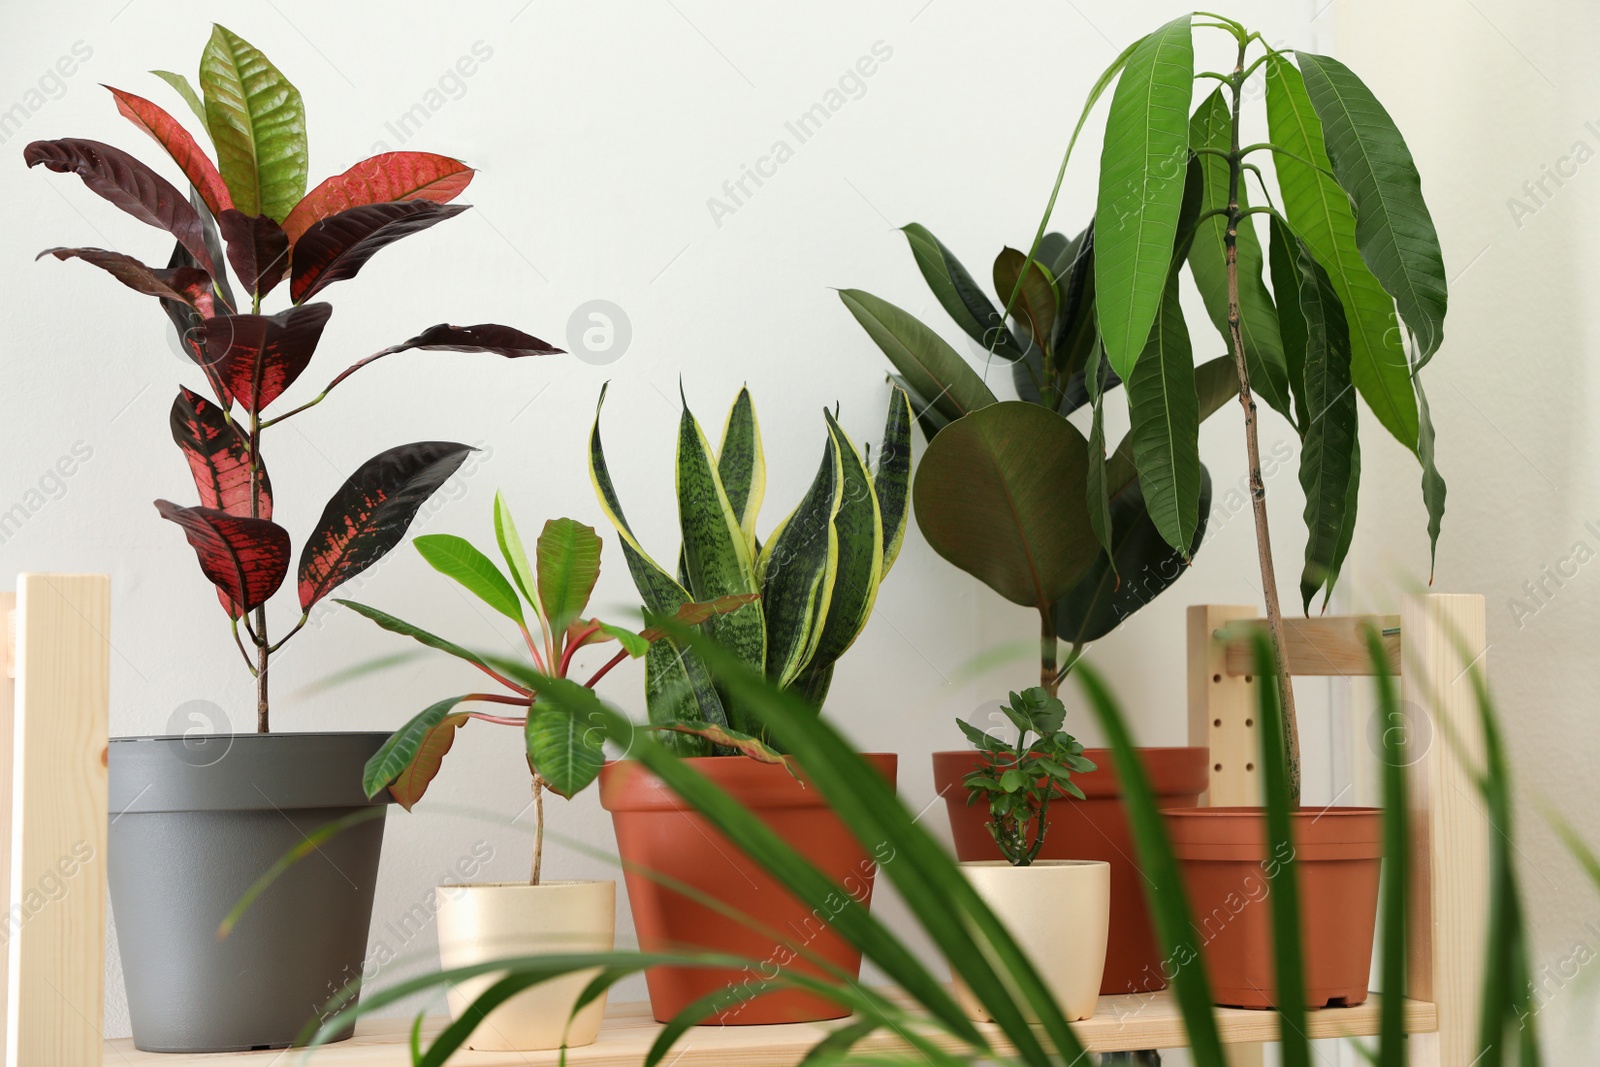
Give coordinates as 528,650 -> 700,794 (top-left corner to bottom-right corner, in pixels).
103,991 -> 1437,1064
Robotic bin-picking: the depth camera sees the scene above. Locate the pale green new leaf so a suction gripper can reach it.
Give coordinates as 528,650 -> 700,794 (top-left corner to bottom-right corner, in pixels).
1265,55 -> 1418,451
757,432 -> 843,689
413,534 -> 524,625
873,386 -> 913,577
1127,263 -> 1200,556
1292,242 -> 1360,613
493,491 -> 539,609
536,517 -> 602,634
199,25 -> 308,222
1094,14 -> 1194,378
151,70 -> 209,132
838,289 -> 998,426
1187,89 -> 1292,422
1296,51 -> 1447,364
901,223 -> 1022,359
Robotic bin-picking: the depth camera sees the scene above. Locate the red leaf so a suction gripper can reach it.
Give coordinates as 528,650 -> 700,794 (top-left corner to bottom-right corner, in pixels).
297,442 -> 476,611
105,85 -> 233,218
155,499 -> 290,614
170,386 -> 270,518
36,246 -> 215,314
203,303 -> 334,413
217,210 -> 289,299
24,138 -> 216,274
281,152 -> 473,244
389,714 -> 469,811
289,201 -> 467,303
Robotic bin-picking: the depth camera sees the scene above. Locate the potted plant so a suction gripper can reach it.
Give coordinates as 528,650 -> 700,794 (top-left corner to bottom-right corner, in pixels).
24,26 -> 557,1051
840,233 -> 1216,996
588,383 -> 910,1024
952,688 -> 1109,1023
342,495 -> 755,1050
1038,11 -> 1449,1009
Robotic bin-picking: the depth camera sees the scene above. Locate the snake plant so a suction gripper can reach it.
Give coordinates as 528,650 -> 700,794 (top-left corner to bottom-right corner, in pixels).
589,383 -> 912,753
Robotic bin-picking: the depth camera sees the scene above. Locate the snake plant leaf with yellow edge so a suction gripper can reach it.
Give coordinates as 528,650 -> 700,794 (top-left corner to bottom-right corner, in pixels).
1093,13 -> 1193,379
873,385 -> 913,577
716,386 -> 765,558
757,428 -> 843,690
198,25 -> 307,222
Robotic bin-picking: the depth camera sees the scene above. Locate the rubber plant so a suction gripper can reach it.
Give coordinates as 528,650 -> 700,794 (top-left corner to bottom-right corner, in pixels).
841,224 -> 1238,700
342,494 -> 762,882
588,384 -> 912,753
23,25 -> 560,731
1023,12 -> 1448,804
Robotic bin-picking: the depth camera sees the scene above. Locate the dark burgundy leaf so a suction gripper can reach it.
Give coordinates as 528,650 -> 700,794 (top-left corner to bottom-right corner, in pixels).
170,386 -> 270,518
297,442 -> 476,611
36,246 -> 215,312
204,303 -> 334,413
384,323 -> 564,357
289,201 -> 467,303
24,138 -> 215,273
217,209 -> 290,299
160,241 -> 210,365
155,499 -> 290,614
191,190 -> 238,314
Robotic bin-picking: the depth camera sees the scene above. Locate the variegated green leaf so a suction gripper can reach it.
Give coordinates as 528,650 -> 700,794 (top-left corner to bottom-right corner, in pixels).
536,517 -> 602,634
1187,89 -> 1292,423
873,386 -> 913,577
757,432 -> 843,688
1266,55 -> 1417,451
1296,51 -> 1447,364
1127,266 -> 1201,556
1094,14 -> 1193,378
199,25 -> 307,222
1292,241 -> 1361,613
717,386 -> 765,557
901,223 -> 1022,359
801,410 -> 883,685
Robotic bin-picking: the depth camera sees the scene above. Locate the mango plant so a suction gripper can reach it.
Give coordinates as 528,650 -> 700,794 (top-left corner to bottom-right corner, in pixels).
589,384 -> 912,754
23,25 -> 560,730
345,495 -> 762,883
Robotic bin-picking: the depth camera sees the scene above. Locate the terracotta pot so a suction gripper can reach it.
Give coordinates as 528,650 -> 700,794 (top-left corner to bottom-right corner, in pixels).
954,860 -> 1110,1022
434,880 -> 616,1050
1163,806 -> 1384,1009
600,754 -> 897,1025
933,747 -> 1208,997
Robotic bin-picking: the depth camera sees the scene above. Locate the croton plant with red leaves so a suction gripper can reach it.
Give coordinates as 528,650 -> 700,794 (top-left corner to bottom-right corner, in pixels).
25,25 -> 562,731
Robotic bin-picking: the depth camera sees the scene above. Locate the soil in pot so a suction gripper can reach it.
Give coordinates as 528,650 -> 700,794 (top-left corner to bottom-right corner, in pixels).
434,880 -> 616,1050
934,747 -> 1208,997
954,860 -> 1110,1022
600,754 -> 897,1025
1163,806 -> 1384,1009
107,732 -> 392,1053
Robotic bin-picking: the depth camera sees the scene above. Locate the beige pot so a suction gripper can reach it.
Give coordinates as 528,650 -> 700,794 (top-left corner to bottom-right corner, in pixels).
954,859 -> 1110,1022
434,880 -> 616,1051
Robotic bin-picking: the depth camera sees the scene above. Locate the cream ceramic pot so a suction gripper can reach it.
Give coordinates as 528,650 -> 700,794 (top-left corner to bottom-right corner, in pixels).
954,859 -> 1110,1022
434,880 -> 616,1050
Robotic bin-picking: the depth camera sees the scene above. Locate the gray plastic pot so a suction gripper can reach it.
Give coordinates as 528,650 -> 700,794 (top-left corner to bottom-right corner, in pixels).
107,731 -> 392,1053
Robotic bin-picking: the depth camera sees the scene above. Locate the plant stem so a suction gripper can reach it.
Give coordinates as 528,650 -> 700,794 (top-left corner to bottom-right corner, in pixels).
1040,610 -> 1058,698
530,774 -> 545,886
1225,38 -> 1300,804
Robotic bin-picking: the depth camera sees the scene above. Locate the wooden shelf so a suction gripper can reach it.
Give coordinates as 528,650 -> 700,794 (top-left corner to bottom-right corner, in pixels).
103,991 -> 1438,1064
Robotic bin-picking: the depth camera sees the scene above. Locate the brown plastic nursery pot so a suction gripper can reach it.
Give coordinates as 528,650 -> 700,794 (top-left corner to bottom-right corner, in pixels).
1163,806 -> 1384,1009
933,747 -> 1208,996
600,754 -> 897,1025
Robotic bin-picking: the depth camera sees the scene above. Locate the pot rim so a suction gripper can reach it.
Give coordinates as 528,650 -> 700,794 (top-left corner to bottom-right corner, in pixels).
108,731 -> 393,812
1162,805 -> 1383,818
110,730 -> 394,743
437,879 -> 616,891
600,752 -> 898,813
957,858 -> 1111,870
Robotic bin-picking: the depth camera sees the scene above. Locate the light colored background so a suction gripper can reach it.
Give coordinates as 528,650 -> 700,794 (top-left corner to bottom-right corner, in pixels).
0,0 -> 1593,1060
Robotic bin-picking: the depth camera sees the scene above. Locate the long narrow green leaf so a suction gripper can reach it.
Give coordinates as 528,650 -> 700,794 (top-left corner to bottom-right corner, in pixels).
717,386 -> 766,557
1366,626 -> 1408,1067
1074,660 -> 1226,1067
414,533 -> 524,624
1253,634 -> 1310,1067
757,431 -> 843,692
1265,55 -> 1418,451
839,289 -> 999,424
1296,51 -> 1447,364
1416,368 -> 1446,580
198,25 -> 307,222
1187,89 -> 1293,422
535,516 -> 602,634
1085,340 -> 1113,557
335,599 -> 501,679
1126,266 -> 1201,556
1268,215 -> 1311,433
872,386 -> 912,577
1293,241 -> 1361,613
1094,14 -> 1194,378
901,223 -> 1022,359
493,491 -> 539,610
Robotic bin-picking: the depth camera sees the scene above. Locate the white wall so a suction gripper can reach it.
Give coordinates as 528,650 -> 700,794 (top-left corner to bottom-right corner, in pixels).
2,0 -> 1587,1057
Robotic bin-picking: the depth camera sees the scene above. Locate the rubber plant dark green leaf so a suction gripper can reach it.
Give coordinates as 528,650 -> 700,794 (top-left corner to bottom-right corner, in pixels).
992,246 -> 1058,361
199,25 -> 308,222
1296,50 -> 1447,365
912,402 -> 1100,609
1265,54 -> 1418,452
1094,13 -> 1194,379
900,223 -> 1022,360
1293,240 -> 1361,614
838,288 -> 998,426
